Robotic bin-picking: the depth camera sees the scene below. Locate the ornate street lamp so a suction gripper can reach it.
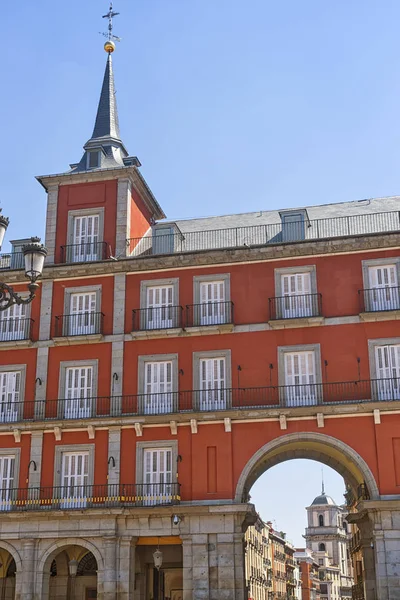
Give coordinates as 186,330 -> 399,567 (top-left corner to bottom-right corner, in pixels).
0,210 -> 47,311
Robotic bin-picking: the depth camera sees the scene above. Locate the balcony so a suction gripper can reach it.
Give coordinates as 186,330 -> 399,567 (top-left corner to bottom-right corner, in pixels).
0,482 -> 181,512
132,306 -> 183,336
60,241 -> 109,264
359,286 -> 400,318
3,377 -> 400,426
0,317 -> 34,345
351,581 -> 365,600
185,301 -> 234,331
269,293 -> 323,326
127,210 -> 400,258
0,251 -> 24,270
54,312 -> 104,340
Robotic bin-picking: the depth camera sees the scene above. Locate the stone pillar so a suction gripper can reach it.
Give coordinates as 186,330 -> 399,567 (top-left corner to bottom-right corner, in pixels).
233,532 -> 246,600
110,342 -> 124,416
117,536 -> 137,600
34,347 -> 49,419
191,534 -> 210,599
28,433 -> 43,501
181,535 -> 193,600
113,274 -> 126,335
115,178 -> 131,257
103,537 -> 117,600
44,184 -> 59,264
21,539 -> 35,600
38,282 -> 53,341
107,427 -> 121,491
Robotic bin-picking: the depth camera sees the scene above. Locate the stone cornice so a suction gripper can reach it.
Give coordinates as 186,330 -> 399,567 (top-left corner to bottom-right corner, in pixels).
3,232 -> 400,285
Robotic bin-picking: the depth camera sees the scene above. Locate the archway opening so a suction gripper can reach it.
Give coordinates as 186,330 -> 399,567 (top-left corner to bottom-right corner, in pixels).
0,550 -> 16,600
48,546 -> 98,600
237,433 -> 379,600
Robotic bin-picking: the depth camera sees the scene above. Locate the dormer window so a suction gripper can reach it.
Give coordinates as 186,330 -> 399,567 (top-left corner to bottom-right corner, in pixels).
87,150 -> 100,170
279,209 -> 309,242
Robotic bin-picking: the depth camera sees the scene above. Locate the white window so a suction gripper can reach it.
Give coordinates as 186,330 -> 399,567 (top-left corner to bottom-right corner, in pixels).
64,366 -> 93,419
144,361 -> 173,415
143,448 -> 172,505
0,372 -> 20,423
368,265 -> 399,311
0,456 -> 15,511
199,281 -> 227,325
72,215 -> 100,262
375,344 -> 400,400
199,357 -> 227,411
146,285 -> 174,329
284,351 -> 317,406
0,303 -> 29,341
69,292 -> 97,336
60,452 -> 89,508
281,272 -> 313,318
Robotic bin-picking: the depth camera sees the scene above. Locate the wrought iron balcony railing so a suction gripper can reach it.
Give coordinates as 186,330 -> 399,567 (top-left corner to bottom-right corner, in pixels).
0,317 -> 34,342
186,301 -> 234,327
2,377 -> 400,424
269,294 -> 322,320
0,482 -> 181,512
0,252 -> 24,270
54,312 -> 104,337
127,210 -> 400,258
359,286 -> 400,312
60,241 -> 109,264
132,306 -> 183,331
351,580 -> 365,600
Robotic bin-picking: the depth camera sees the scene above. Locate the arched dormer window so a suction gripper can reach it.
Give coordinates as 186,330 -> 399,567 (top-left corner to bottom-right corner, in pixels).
319,543 -> 326,552
318,514 -> 324,527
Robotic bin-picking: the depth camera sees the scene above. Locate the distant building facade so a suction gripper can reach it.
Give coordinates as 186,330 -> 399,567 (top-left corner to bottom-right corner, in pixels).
295,549 -> 321,600
245,517 -> 272,599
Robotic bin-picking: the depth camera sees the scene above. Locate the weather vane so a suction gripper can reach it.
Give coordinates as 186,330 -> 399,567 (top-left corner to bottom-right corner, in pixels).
100,2 -> 121,54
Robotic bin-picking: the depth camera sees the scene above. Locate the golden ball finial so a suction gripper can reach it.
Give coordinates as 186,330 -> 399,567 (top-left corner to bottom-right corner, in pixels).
104,40 -> 116,53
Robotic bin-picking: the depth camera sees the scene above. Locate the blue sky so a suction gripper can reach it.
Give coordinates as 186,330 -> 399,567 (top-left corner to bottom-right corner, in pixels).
1,0 -> 394,542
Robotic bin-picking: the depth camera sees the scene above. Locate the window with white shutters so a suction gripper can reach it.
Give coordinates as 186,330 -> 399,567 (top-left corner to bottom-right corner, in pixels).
368,266 -> 399,311
69,292 -> 97,336
72,214 -> 100,262
143,361 -> 173,414
199,357 -> 227,410
281,273 -> 313,318
375,344 -> 400,400
64,367 -> 93,419
0,456 -> 15,511
143,448 -> 172,505
146,286 -> 174,329
60,452 -> 89,508
0,303 -> 29,341
199,281 -> 226,325
284,351 -> 317,406
0,372 -> 20,422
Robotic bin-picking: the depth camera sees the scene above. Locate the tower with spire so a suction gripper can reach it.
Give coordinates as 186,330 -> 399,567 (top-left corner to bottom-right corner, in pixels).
37,4 -> 165,265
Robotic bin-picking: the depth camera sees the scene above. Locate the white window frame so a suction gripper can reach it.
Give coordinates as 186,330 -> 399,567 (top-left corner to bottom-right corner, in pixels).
137,354 -> 178,414
277,344 -> 322,407
193,273 -> 231,326
139,278 -> 179,330
193,349 -> 232,411
368,338 -> 400,401
0,365 -> 26,423
66,208 -> 105,263
58,360 -> 98,419
63,285 -> 102,337
274,266 -> 317,319
0,299 -> 31,342
54,444 -> 95,508
0,448 -> 20,512
135,440 -> 178,505
362,258 -> 400,312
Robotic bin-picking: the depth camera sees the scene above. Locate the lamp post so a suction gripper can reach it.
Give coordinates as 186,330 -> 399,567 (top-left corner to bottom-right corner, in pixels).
67,559 -> 78,600
0,210 -> 47,311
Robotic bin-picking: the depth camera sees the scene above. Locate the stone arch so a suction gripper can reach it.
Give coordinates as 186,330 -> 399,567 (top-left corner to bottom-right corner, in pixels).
0,541 -> 22,574
235,432 -> 380,502
37,538 -> 104,575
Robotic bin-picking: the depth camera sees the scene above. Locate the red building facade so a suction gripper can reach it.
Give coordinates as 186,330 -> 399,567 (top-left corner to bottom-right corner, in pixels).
0,46 -> 398,600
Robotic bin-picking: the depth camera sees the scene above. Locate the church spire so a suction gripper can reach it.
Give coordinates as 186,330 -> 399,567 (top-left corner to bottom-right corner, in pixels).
69,3 -> 139,173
